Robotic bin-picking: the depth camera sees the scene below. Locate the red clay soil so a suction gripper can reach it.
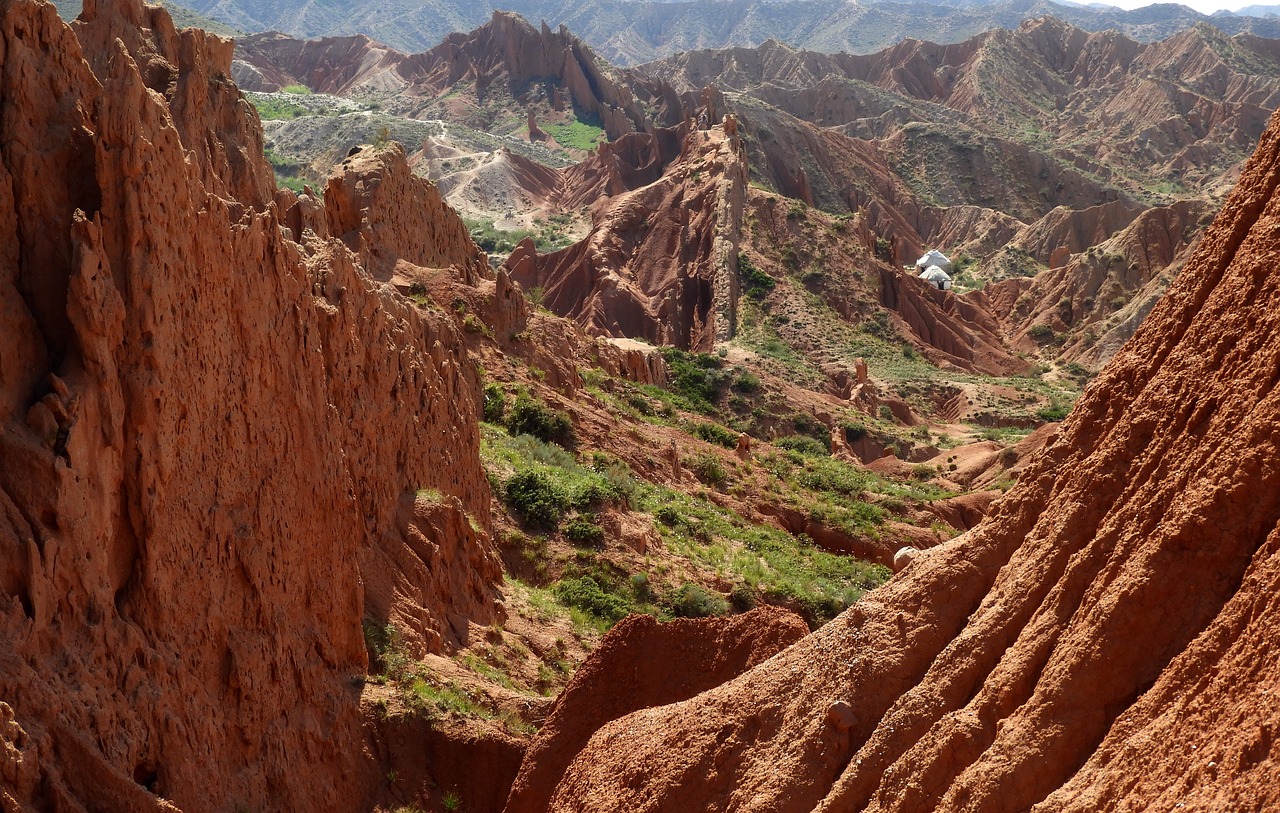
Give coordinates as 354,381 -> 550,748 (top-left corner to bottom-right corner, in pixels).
504,607 -> 808,813
531,106 -> 1280,813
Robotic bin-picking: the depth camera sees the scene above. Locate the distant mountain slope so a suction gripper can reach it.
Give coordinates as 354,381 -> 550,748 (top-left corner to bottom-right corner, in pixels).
634,19 -> 1280,205
187,0 -> 1280,65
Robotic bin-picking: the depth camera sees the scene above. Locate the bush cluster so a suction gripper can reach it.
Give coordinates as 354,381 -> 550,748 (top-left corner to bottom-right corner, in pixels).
739,255 -> 776,301
506,391 -> 574,448
504,469 -> 566,530
660,348 -> 731,412
563,515 -> 605,548
553,577 -> 631,624
688,420 -> 739,448
775,435 -> 828,457
664,583 -> 728,618
483,383 -> 507,423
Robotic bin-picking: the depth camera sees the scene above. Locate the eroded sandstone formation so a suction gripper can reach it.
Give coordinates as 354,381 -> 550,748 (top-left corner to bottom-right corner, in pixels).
527,104 -> 1280,813
506,123 -> 748,352
505,607 -> 809,813
0,1 -> 499,809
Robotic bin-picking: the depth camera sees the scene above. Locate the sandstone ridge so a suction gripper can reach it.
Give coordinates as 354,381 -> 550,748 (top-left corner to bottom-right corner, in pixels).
0,0 -> 501,809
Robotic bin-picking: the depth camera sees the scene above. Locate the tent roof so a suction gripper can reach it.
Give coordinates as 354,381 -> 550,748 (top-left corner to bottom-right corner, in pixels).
916,249 -> 951,266
919,265 -> 951,281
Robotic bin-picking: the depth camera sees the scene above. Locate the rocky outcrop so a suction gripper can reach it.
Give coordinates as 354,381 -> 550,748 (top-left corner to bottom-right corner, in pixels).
635,17 -> 1280,207
325,143 -> 490,283
0,1 -> 499,810
506,123 -> 748,352
879,267 -> 1029,375
529,100 -> 1280,813
504,607 -> 808,813
236,12 -> 651,140
986,198 -> 1211,365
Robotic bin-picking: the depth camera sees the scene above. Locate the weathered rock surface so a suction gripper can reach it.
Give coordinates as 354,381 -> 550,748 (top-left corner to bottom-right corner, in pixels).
0,1 -> 499,809
533,103 -> 1280,813
507,123 -> 748,352
325,143 -> 490,283
504,607 -> 808,813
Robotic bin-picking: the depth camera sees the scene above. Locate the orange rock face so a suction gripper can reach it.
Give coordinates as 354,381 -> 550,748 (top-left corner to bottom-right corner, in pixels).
527,106 -> 1280,813
504,607 -> 809,813
508,124 -> 748,352
0,1 -> 499,809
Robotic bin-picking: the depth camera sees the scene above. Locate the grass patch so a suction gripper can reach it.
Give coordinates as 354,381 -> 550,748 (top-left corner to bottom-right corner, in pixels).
635,485 -> 890,626
407,678 -> 493,720
542,116 -> 606,151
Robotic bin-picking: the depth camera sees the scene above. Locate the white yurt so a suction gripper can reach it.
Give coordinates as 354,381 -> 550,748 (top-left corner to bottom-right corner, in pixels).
919,264 -> 952,291
915,249 -> 952,274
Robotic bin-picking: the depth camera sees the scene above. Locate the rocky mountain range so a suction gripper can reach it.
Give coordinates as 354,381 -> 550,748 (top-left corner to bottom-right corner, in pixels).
182,0 -> 1280,65
6,1 -> 1280,812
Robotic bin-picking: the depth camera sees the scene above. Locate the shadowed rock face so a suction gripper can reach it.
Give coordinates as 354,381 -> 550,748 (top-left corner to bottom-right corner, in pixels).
0,1 -> 500,809
525,105 -> 1280,813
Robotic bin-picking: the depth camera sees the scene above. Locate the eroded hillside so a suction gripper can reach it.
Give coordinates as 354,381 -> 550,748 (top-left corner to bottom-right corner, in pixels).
525,98 -> 1280,813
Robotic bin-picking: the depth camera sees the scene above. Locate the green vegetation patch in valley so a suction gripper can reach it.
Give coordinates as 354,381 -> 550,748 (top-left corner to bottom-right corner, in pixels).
541,115 -> 607,151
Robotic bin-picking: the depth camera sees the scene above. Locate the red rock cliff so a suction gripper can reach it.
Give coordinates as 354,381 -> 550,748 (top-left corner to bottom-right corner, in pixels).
0,1 -> 498,809
533,105 -> 1280,812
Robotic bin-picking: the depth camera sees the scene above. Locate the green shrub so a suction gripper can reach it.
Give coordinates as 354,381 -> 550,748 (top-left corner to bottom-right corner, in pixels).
504,469 -> 566,530
553,576 -> 630,624
363,620 -> 411,683
688,453 -> 727,486
775,435 -> 828,457
688,420 -> 739,448
794,457 -> 870,497
280,83 -> 311,94
739,255 -> 776,300
1028,323 -> 1055,342
1038,399 -> 1071,421
630,573 -> 654,603
507,392 -> 574,448
563,515 -> 605,548
733,372 -> 762,393
665,583 -> 728,618
483,383 -> 507,423
660,348 -> 729,412
654,504 -> 683,526
841,421 -> 867,443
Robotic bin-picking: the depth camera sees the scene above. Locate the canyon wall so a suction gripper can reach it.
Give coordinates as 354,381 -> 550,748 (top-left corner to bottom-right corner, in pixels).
0,1 -> 498,809
531,104 -> 1280,813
